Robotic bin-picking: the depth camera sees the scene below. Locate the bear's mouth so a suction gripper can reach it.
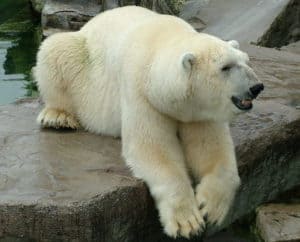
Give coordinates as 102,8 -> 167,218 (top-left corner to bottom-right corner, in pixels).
231,96 -> 253,110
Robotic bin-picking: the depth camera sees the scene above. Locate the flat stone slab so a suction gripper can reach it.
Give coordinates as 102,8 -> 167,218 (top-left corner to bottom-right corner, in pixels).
256,204 -> 300,242
0,99 -> 136,205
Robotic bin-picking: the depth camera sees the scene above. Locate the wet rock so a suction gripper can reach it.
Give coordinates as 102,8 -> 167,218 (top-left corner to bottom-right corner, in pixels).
42,0 -> 102,36
257,0 -> 300,48
256,204 -> 300,242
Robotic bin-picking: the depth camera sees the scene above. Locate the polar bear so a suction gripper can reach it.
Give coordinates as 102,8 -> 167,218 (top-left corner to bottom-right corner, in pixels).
35,6 -> 263,239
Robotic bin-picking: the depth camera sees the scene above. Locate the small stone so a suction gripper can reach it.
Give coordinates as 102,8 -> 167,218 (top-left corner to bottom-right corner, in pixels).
256,204 -> 300,242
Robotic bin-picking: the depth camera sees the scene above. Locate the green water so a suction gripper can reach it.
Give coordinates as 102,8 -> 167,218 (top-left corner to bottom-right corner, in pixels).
0,0 -> 40,104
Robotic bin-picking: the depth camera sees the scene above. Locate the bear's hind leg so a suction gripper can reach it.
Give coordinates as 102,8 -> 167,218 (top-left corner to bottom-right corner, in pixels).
35,32 -> 86,130
37,108 -> 80,129
36,69 -> 80,129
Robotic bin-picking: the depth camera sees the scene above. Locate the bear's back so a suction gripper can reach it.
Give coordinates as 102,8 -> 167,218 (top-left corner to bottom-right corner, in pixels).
68,6 -> 196,136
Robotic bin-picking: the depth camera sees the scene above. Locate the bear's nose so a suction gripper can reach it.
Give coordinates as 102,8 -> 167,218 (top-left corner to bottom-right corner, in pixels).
249,83 -> 264,98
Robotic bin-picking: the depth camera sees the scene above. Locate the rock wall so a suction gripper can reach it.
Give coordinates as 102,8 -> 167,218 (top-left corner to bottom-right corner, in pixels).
257,0 -> 300,48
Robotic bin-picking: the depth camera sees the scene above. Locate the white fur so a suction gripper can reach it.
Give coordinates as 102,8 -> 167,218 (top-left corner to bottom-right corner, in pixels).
35,6 -> 261,239
228,40 -> 240,49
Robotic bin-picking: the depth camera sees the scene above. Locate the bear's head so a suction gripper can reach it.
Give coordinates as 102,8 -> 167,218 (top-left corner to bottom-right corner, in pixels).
146,34 -> 264,122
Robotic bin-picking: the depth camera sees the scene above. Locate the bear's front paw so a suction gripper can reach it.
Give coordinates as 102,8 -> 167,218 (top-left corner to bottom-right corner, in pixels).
158,194 -> 205,239
195,176 -> 239,227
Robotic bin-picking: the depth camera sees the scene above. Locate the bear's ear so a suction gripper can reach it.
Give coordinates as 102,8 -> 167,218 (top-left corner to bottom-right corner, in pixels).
181,53 -> 196,71
228,40 -> 240,49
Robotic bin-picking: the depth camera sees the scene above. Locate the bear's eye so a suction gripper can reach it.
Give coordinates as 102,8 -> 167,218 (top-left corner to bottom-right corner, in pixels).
221,64 -> 233,72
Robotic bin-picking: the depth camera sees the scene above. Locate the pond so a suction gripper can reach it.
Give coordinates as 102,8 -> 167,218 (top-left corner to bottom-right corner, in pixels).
0,0 -> 40,104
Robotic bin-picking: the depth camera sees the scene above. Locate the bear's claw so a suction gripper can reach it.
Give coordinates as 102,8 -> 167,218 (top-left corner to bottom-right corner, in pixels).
160,195 -> 205,239
37,108 -> 80,129
195,182 -> 234,228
